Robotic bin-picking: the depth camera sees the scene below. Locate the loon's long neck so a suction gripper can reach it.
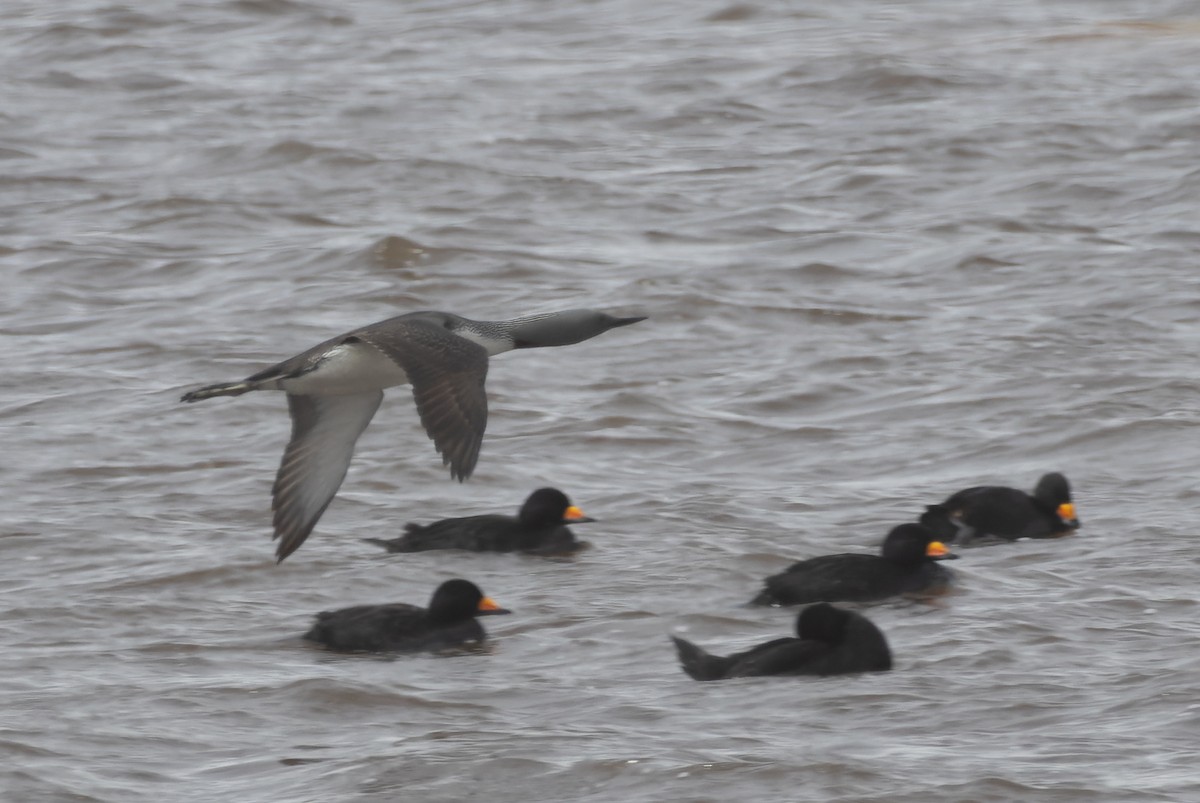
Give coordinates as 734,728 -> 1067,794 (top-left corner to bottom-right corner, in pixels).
450,309 -> 646,356
445,317 -> 518,356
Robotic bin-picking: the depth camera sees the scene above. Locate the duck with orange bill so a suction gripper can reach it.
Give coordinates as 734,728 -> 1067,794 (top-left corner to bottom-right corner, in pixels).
363,488 -> 595,556
303,579 -> 510,653
919,472 -> 1080,545
750,523 -> 957,607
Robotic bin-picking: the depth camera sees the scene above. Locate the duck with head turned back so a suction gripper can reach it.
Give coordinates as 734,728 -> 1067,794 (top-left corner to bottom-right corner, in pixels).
919,471 -> 1079,545
750,523 -> 956,607
180,308 -> 644,562
364,487 -> 595,555
303,579 -> 510,653
671,603 -> 892,680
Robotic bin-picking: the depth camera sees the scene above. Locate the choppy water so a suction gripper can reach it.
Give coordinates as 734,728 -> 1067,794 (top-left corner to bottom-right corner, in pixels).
4,1 -> 1200,800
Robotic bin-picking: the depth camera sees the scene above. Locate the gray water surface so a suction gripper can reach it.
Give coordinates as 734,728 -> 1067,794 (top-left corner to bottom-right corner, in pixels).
3,1 -> 1199,801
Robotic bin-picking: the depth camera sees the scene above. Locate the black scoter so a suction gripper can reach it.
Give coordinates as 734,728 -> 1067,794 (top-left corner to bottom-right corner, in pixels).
750,523 -> 956,607
919,472 -> 1079,545
364,487 -> 594,555
671,603 -> 892,680
303,579 -> 510,653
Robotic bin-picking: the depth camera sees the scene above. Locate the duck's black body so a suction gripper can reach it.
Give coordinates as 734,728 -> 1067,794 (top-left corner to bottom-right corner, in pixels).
364,488 -> 593,555
303,579 -> 509,653
671,603 -> 892,680
920,472 -> 1079,545
751,523 -> 955,607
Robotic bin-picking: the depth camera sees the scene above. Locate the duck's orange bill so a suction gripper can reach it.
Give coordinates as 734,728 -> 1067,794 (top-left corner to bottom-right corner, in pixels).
1057,503 -> 1076,520
564,505 -> 588,522
926,541 -> 951,558
478,597 -> 504,613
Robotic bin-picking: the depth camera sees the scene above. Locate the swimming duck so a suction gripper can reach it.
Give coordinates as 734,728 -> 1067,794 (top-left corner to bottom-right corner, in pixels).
302,578 -> 510,653
671,603 -> 892,680
363,487 -> 594,555
750,523 -> 956,606
919,472 -> 1079,545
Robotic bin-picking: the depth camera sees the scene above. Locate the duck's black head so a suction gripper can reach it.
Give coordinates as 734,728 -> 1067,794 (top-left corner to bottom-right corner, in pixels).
1034,472 -> 1079,529
880,523 -> 957,567
518,487 -> 595,528
795,602 -> 852,645
426,579 -> 511,624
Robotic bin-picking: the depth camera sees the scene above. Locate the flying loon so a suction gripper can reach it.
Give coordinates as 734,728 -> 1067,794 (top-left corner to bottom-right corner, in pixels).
181,308 -> 645,562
